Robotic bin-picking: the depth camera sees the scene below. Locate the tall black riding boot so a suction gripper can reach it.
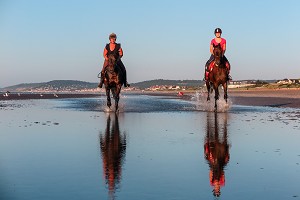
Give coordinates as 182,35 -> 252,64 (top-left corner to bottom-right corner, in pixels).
98,72 -> 104,88
123,71 -> 130,87
117,60 -> 130,87
227,72 -> 232,81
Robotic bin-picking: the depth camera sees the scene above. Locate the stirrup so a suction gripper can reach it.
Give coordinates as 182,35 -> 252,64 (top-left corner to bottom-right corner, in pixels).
124,82 -> 130,87
227,75 -> 232,81
98,80 -> 103,88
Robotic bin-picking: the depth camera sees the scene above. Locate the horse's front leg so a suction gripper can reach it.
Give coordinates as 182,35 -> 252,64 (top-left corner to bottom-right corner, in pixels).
106,88 -> 111,108
214,86 -> 219,112
206,81 -> 210,101
223,82 -> 228,103
114,85 -> 122,112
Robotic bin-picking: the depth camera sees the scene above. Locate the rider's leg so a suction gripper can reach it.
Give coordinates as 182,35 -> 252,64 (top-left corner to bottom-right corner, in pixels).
98,60 -> 108,88
117,60 -> 130,87
204,55 -> 214,81
223,56 -> 232,80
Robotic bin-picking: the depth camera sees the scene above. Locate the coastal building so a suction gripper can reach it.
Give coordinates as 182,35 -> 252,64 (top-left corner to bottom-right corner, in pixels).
275,78 -> 300,85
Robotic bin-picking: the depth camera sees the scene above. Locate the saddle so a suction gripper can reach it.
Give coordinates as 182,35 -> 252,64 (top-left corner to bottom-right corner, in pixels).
205,61 -> 231,81
208,61 -> 230,72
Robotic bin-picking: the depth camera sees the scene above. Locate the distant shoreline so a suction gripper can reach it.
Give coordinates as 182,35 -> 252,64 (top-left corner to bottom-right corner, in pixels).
1,88 -> 300,108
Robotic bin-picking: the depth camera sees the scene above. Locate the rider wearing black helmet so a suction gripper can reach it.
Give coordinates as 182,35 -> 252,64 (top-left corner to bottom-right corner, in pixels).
215,28 -> 222,34
204,28 -> 231,81
98,33 -> 130,88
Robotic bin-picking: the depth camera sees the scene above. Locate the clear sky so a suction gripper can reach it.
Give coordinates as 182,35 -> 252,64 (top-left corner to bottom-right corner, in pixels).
1,0 -> 300,87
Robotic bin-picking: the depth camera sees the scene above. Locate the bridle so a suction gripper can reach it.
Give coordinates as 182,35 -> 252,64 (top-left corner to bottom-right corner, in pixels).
213,47 -> 223,67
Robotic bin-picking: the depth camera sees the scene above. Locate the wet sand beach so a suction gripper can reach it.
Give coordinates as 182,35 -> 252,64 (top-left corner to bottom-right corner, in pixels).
1,88 -> 299,108
229,88 -> 300,108
1,91 -> 300,200
145,88 -> 300,108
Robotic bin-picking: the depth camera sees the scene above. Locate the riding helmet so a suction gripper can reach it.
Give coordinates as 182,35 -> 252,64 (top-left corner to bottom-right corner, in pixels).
214,28 -> 222,34
109,33 -> 117,39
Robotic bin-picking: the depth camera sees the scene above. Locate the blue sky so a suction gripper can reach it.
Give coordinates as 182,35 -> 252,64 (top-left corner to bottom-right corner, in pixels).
1,0 -> 300,87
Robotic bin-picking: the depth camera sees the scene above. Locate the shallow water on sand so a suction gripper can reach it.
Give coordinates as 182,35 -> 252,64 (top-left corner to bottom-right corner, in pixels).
1,95 -> 300,200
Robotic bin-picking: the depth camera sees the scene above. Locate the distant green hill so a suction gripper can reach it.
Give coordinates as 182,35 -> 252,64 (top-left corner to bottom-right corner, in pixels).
1,78 -> 290,92
1,79 -> 204,91
131,79 -> 204,89
1,80 -> 98,92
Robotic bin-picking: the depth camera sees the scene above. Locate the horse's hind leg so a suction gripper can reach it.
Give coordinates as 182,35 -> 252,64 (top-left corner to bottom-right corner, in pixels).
214,98 -> 217,112
114,85 -> 121,112
223,82 -> 228,103
115,97 -> 119,112
206,81 -> 210,101
106,88 -> 111,108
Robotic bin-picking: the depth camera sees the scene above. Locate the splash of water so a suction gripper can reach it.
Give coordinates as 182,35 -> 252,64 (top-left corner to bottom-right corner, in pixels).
102,95 -> 126,113
191,90 -> 232,112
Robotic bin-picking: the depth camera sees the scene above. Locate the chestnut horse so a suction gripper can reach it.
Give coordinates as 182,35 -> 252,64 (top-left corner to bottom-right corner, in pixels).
206,43 -> 229,111
103,54 -> 124,111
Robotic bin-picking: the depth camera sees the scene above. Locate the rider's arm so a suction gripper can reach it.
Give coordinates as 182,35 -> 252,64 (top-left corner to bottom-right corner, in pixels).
210,44 -> 214,54
103,48 -> 108,60
222,43 -> 226,56
222,38 -> 226,55
119,47 -> 123,58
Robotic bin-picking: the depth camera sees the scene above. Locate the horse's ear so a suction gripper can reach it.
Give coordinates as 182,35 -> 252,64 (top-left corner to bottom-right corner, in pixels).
213,43 -> 216,48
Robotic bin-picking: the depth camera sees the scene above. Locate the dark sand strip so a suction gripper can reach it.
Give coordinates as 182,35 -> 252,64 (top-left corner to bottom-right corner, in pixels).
1,89 -> 299,108
0,93 -> 102,100
230,96 -> 300,108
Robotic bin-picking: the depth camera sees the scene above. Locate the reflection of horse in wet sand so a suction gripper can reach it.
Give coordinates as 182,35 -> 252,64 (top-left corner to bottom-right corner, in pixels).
103,54 -> 125,112
206,43 -> 229,112
204,112 -> 230,197
99,113 -> 126,199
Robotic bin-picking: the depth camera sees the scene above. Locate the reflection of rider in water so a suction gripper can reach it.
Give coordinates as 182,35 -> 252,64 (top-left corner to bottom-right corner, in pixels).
204,28 -> 231,81
204,113 -> 230,197
99,114 -> 127,198
98,33 -> 130,88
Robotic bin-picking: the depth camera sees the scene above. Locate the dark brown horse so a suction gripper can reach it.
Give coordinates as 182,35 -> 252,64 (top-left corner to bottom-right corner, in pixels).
206,43 -> 229,111
104,54 -> 125,111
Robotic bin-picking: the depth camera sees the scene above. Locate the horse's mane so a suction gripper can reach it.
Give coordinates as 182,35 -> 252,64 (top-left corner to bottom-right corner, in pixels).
108,54 -> 116,68
213,44 -> 226,68
213,44 -> 223,56
105,54 -> 123,85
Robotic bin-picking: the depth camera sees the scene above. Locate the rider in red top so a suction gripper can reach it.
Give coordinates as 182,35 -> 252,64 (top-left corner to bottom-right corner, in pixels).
204,28 -> 231,81
211,37 -> 226,50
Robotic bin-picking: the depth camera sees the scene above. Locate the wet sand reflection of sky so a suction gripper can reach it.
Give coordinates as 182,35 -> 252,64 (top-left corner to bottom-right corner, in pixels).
0,95 -> 300,200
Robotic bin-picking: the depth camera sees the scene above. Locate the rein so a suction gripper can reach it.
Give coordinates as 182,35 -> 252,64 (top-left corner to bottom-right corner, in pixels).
107,56 -> 118,72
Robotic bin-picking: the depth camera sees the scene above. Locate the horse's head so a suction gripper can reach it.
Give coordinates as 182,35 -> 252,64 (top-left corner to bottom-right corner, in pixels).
213,44 -> 223,66
108,54 -> 117,70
